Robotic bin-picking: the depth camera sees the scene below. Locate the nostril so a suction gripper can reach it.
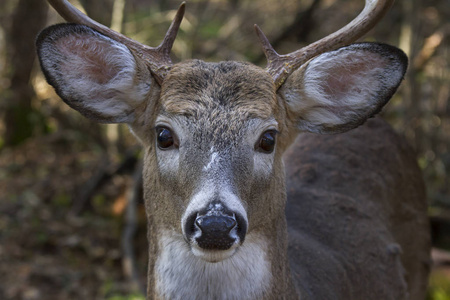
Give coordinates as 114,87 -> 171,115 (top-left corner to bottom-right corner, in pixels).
184,213 -> 199,238
196,216 -> 237,234
194,215 -> 238,250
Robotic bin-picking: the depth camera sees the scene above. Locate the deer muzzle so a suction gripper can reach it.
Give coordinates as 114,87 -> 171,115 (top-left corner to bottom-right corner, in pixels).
183,200 -> 248,262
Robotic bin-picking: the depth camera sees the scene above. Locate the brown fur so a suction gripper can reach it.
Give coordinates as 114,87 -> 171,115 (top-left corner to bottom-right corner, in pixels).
161,60 -> 277,119
284,118 -> 430,299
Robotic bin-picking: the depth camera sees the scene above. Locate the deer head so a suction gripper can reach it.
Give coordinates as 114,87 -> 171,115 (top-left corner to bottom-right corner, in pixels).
36,0 -> 408,298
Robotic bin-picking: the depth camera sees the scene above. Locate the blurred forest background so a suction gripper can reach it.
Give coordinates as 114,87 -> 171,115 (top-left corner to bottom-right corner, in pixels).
0,0 -> 449,299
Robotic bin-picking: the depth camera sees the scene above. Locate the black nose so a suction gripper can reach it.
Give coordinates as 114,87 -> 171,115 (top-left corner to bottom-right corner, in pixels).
195,215 -> 237,250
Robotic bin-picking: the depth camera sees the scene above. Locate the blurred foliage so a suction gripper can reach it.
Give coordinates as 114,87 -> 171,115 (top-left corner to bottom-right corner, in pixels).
102,280 -> 145,300
106,293 -> 145,300
0,0 -> 449,298
428,270 -> 450,300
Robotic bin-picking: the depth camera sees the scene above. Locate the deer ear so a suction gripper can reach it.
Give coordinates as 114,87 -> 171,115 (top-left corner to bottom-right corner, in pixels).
279,43 -> 407,134
36,24 -> 153,123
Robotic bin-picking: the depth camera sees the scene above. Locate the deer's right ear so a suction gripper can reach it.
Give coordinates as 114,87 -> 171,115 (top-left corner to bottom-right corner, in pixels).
36,24 -> 153,123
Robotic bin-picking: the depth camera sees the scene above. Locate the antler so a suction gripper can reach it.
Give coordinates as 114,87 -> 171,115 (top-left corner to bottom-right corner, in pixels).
255,0 -> 395,89
47,0 -> 185,85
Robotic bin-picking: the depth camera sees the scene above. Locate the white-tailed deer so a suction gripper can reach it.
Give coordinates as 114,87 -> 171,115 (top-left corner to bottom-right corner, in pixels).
36,0 -> 430,299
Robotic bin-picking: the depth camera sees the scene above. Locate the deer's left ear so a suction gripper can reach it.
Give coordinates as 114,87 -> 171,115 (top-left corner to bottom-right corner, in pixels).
278,43 -> 407,134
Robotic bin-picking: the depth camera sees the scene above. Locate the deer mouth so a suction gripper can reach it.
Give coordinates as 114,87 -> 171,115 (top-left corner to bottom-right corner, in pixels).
191,244 -> 240,263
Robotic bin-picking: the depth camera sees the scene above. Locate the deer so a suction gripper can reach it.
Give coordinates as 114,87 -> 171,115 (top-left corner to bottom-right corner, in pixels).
36,0 -> 430,299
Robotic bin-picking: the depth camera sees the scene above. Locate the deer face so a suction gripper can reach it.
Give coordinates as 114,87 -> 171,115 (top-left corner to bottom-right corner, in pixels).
36,1 -> 408,267
137,60 -> 286,262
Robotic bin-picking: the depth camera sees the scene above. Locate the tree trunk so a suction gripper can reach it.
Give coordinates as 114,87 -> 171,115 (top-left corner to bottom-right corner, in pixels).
79,0 -> 114,27
3,0 -> 48,146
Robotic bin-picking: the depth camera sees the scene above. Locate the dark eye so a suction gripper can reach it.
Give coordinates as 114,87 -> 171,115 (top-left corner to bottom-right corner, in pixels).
257,130 -> 276,153
156,127 -> 175,149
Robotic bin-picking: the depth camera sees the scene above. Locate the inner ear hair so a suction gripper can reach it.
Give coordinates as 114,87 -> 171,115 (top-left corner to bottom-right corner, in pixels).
279,43 -> 407,134
36,24 -> 153,123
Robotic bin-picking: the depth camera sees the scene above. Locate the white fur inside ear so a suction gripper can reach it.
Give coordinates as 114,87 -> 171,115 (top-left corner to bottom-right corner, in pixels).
281,43 -> 406,133
39,26 -> 151,123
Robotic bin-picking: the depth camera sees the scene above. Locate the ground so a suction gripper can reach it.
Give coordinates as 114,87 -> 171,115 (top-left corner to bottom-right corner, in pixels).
0,131 -> 147,299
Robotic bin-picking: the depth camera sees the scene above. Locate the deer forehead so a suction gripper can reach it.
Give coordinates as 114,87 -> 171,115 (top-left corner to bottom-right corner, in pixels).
159,60 -> 277,120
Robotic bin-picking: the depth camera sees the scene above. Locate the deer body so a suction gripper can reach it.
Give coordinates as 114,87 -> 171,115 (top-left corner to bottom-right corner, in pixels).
36,1 -> 430,299
285,118 -> 429,300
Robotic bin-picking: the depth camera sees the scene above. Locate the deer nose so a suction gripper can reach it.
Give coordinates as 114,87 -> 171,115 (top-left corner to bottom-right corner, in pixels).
195,215 -> 237,250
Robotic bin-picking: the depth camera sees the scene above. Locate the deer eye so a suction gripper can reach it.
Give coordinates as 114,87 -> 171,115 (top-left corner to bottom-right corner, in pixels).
156,127 -> 175,149
257,130 -> 277,153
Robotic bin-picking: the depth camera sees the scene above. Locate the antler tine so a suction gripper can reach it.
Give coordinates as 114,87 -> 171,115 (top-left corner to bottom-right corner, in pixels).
254,25 -> 280,64
47,0 -> 185,85
257,0 -> 395,89
145,2 -> 185,83
157,2 -> 185,59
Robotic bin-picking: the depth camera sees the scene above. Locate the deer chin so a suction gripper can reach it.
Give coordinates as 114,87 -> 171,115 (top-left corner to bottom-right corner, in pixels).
191,243 -> 240,263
